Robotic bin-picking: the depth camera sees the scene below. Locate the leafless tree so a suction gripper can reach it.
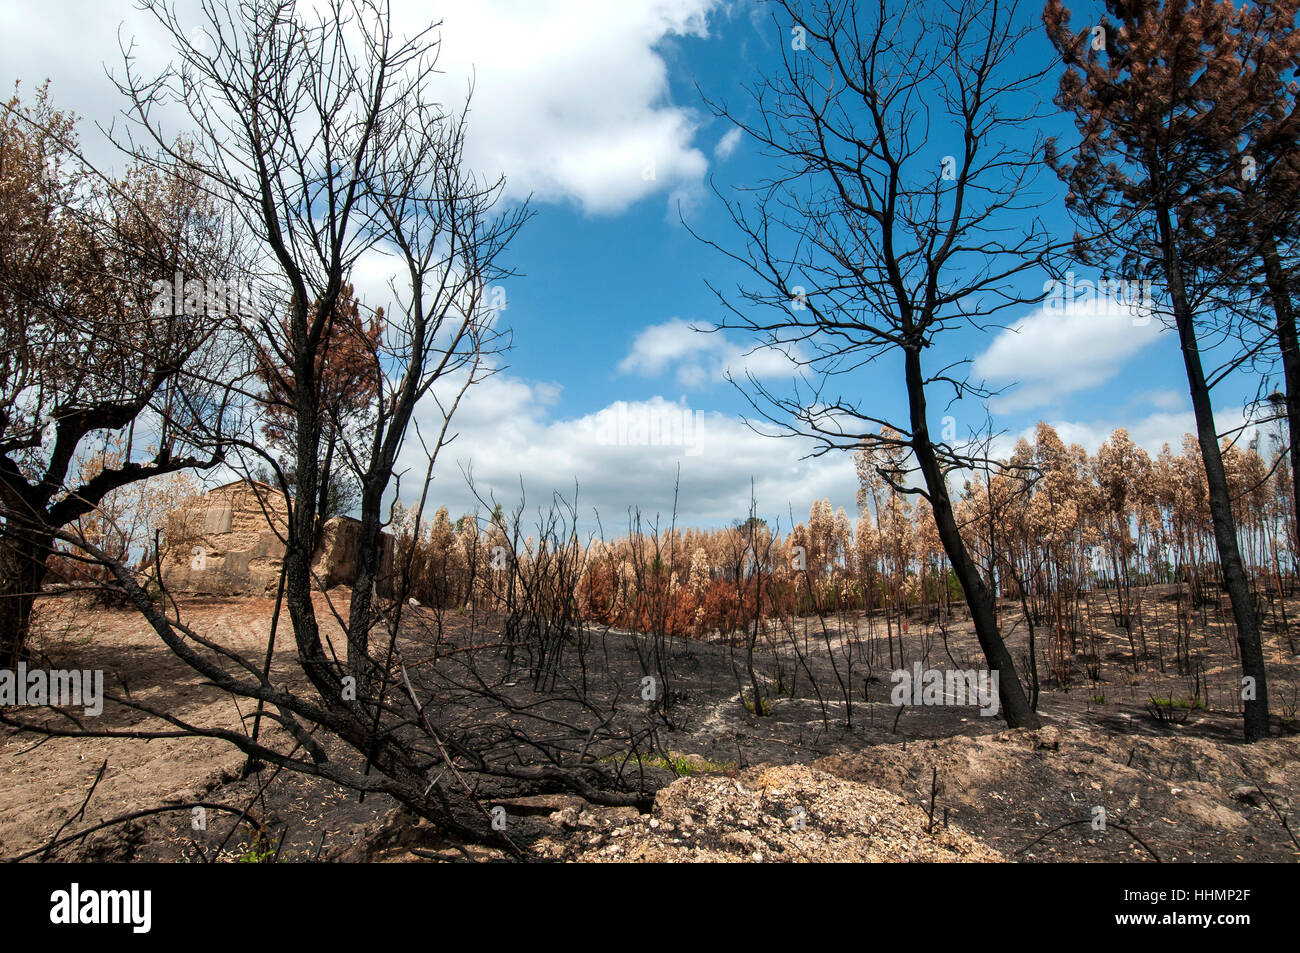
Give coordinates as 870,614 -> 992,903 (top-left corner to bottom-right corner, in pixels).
2,0 -> 660,852
693,0 -> 1053,727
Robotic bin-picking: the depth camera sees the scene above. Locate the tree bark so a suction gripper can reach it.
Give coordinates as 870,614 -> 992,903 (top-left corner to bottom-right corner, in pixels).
1261,234 -> 1300,545
1160,205 -> 1270,741
0,528 -> 53,666
316,426 -> 337,528
903,344 -> 1040,729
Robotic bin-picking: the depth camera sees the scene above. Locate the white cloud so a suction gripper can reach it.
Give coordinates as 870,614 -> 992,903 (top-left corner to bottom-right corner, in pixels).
349,247 -> 406,315
396,376 -> 857,531
0,2 -> 184,173
0,0 -> 722,215
713,126 -> 743,159
618,318 -> 799,389
972,296 -> 1164,412
617,318 -> 707,377
1139,389 -> 1189,413
399,0 -> 720,214
994,406 -> 1256,459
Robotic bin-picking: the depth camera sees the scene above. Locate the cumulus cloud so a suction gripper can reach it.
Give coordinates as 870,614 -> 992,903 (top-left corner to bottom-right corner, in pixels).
395,374 -> 857,531
398,0 -> 720,214
0,0 -> 721,215
618,318 -> 799,389
992,406 -> 1256,460
617,319 -> 707,378
972,294 -> 1164,412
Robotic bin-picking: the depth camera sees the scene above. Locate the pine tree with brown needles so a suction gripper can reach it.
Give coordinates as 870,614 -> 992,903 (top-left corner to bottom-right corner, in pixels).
1045,0 -> 1272,740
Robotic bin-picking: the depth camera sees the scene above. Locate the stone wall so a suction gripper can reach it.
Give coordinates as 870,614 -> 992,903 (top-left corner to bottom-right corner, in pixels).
310,514 -> 395,594
161,481 -> 392,596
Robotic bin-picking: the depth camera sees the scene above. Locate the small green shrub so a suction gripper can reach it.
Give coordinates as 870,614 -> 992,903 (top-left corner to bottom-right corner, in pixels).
1146,694 -> 1203,725
236,833 -> 277,864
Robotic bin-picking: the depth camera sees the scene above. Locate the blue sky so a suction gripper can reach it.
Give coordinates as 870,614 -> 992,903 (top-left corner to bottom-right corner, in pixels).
0,0 -> 1270,532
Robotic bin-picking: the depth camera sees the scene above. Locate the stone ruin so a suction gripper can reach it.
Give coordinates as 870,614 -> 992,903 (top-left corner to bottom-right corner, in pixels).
161,480 -> 393,596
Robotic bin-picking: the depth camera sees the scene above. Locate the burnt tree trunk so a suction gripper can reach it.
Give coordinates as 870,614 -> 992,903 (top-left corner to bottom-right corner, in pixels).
1160,203 -> 1270,741
0,526 -> 54,666
1261,234 -> 1300,544
904,342 -> 1040,729
316,425 -> 338,528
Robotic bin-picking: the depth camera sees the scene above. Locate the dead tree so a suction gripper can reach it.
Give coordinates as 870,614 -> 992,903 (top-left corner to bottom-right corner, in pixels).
0,0 -> 666,852
693,0 -> 1051,728
1044,0 -> 1272,741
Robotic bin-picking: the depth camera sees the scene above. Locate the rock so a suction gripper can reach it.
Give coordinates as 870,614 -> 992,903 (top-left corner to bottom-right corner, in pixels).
530,763 -> 1002,863
1230,785 -> 1263,807
721,830 -> 759,851
1032,726 -> 1062,751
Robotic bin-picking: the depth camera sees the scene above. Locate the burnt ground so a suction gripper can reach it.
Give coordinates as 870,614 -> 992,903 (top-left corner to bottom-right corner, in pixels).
1,583 -> 1298,863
